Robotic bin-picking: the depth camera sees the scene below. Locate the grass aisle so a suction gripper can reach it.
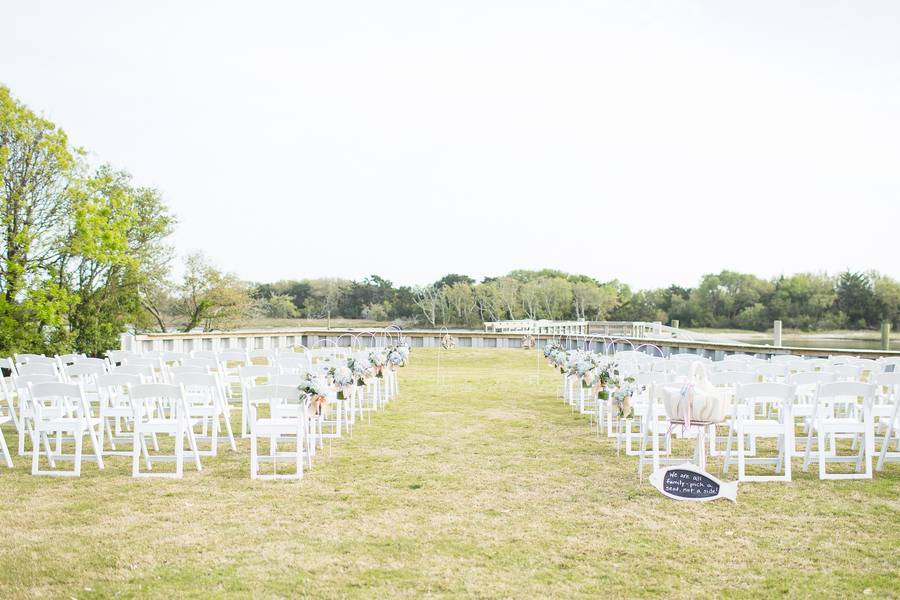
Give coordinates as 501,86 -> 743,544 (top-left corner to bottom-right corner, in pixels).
1,348 -> 898,598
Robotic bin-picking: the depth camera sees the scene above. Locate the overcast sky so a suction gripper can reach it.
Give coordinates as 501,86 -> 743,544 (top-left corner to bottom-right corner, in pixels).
3,1 -> 898,289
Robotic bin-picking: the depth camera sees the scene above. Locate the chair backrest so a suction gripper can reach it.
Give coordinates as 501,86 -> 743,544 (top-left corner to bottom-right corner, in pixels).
97,372 -> 143,389
788,371 -> 837,386
96,373 -> 143,406
814,382 -> 877,410
57,352 -> 87,365
169,372 -> 220,390
712,361 -> 750,373
246,384 -> 306,419
735,382 -> 795,417
770,354 -> 796,363
17,362 -> 59,377
724,353 -> 755,362
218,350 -> 249,364
754,363 -> 789,380
15,354 -> 52,366
824,364 -> 862,381
123,357 -> 162,368
167,365 -> 208,378
182,357 -> 218,370
106,350 -> 139,364
710,371 -> 757,387
191,350 -> 218,360
113,363 -> 157,380
28,381 -> 88,420
872,371 -> 900,388
65,362 -> 107,380
129,383 -> 187,421
248,349 -> 277,363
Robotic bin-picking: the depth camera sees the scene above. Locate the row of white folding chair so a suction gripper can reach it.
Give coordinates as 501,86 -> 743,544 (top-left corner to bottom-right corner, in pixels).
633,379 -> 882,481
26,379 -> 205,478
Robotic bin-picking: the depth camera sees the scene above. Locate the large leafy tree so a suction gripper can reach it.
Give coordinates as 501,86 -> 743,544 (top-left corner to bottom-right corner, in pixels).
1,86 -> 174,354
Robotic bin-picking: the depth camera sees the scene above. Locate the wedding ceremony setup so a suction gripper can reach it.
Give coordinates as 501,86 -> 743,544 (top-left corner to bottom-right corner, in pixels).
4,0 -> 899,597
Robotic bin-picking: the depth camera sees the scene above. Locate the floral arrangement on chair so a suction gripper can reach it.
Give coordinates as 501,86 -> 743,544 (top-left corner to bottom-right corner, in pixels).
329,365 -> 354,400
385,345 -> 408,370
543,343 -> 567,372
591,362 -> 617,400
298,376 -> 327,415
611,377 -> 639,418
368,350 -> 387,378
348,356 -> 374,385
567,351 -> 600,388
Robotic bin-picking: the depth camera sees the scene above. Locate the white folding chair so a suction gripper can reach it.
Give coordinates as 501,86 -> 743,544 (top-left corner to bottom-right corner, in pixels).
169,372 -> 236,454
802,382 -> 877,479
722,383 -> 795,482
96,372 -> 144,456
13,373 -> 61,456
248,384 -> 309,480
240,365 -> 278,437
786,371 -> 837,456
637,383 -> 675,479
129,383 -> 202,478
28,382 -> 105,476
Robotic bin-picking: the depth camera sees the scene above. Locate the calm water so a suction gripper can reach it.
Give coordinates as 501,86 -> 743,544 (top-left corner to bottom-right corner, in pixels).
744,337 -> 890,351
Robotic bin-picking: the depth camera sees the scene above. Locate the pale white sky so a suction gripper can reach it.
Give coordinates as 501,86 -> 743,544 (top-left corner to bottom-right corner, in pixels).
3,1 -> 898,289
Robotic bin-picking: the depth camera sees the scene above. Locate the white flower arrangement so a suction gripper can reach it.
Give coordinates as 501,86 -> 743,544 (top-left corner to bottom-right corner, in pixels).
348,356 -> 374,384
369,350 -> 387,377
298,375 -> 328,414
331,365 -> 354,399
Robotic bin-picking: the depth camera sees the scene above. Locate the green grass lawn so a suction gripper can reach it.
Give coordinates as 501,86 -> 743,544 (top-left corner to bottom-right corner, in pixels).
1,349 -> 898,598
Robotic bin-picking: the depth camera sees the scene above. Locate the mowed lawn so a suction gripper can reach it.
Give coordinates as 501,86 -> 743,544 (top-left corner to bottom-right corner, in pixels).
1,349 -> 898,598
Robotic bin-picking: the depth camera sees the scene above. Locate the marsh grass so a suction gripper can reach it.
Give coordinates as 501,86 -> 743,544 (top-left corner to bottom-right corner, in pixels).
0,349 -> 897,598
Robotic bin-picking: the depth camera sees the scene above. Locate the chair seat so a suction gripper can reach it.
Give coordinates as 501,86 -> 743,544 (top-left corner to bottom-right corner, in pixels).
254,418 -> 302,436
739,419 -> 784,433
812,418 -> 865,432
187,405 -> 220,417
139,418 -> 200,433
35,416 -> 98,431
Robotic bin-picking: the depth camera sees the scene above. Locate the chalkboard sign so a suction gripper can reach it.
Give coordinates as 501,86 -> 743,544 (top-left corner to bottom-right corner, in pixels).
662,469 -> 720,499
648,463 -> 738,502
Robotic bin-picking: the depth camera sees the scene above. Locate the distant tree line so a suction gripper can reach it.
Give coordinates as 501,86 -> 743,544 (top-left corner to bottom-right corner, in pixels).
250,269 -> 900,332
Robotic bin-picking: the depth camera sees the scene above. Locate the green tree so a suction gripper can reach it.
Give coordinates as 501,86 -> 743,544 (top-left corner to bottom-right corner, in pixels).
0,85 -> 81,353
835,271 -> 877,328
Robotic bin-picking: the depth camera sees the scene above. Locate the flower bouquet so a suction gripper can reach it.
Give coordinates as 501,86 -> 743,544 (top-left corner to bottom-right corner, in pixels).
298,376 -> 327,415
348,356 -> 374,386
369,350 -> 387,378
611,377 -> 639,419
544,343 -> 567,372
567,351 -> 600,388
592,362 -> 617,400
386,345 -> 407,370
330,365 -> 354,400
441,334 -> 456,349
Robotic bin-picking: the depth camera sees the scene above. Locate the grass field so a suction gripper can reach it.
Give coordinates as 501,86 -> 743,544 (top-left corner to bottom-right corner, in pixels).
1,349 -> 898,598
